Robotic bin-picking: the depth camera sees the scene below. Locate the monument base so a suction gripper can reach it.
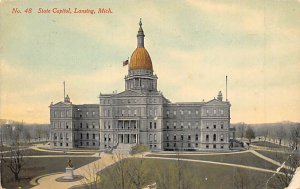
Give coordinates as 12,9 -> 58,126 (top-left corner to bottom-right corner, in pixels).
56,167 -> 83,182
63,167 -> 74,180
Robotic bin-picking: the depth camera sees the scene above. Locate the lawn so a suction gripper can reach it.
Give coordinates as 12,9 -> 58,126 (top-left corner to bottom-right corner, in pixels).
147,151 -> 278,170
2,157 -> 99,189
73,158 -> 276,189
1,148 -> 95,157
252,141 -> 290,150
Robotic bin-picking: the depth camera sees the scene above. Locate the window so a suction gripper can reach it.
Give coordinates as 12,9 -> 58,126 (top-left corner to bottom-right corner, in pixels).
86,142 -> 89,146
166,122 -> 169,129
174,122 -> 176,129
80,123 -> 83,128
213,109 -> 217,115
206,145 -> 209,149
221,145 -> 224,149
206,109 -> 209,114
154,122 -> 157,129
167,143 -> 169,147
174,111 -> 176,116
181,134 -> 184,140
92,122 -> 95,129
213,144 -> 216,148
154,134 -> 157,142
108,134 -> 111,141
174,134 -> 177,140
206,122 -> 209,129
213,124 -> 216,129
86,123 -> 89,128
220,134 -> 224,142
166,134 -> 169,140
196,110 -> 199,115
86,112 -> 89,117
54,142 -> 57,146
93,134 -> 96,139
154,109 -> 157,116
196,122 -> 199,129
213,134 -> 217,141
220,109 -> 224,115
149,134 -> 152,142
188,122 -> 191,129
206,135 -> 209,142
60,143 -> 62,146
195,134 -> 198,141
188,143 -> 191,147
66,124 -> 69,129
87,133 -> 89,139
150,122 -> 152,129
196,143 -> 198,147
188,110 -> 191,115
166,111 -> 169,117
61,111 -> 64,117
188,135 -> 191,140
80,133 -> 83,139
66,143 -> 68,146
104,134 -> 107,142
80,114 -> 82,118
181,122 -> 183,129
134,109 -> 137,116
92,111 -> 95,117
174,143 -> 176,147
149,109 -> 152,116
93,142 -> 95,146
180,110 -> 184,115
122,109 -> 125,116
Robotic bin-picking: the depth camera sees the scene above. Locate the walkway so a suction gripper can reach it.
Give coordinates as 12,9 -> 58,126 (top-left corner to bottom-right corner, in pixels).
31,153 -> 123,189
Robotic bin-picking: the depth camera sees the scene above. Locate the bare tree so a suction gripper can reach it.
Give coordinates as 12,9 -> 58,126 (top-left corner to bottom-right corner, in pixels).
245,126 -> 255,146
80,161 -> 102,189
127,157 -> 149,189
1,146 -> 25,181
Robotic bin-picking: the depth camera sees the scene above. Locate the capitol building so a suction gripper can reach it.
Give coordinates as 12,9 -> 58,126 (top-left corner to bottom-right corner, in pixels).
49,20 -> 232,151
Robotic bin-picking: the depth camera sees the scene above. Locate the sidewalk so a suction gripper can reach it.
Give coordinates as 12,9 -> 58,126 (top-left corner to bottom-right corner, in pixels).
31,153 -> 123,189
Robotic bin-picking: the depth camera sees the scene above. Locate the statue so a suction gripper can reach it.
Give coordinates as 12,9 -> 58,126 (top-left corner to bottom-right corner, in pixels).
67,158 -> 73,168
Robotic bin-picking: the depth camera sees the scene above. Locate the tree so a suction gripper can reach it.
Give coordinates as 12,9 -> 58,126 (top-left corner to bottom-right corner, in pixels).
1,146 -> 25,181
244,127 -> 255,145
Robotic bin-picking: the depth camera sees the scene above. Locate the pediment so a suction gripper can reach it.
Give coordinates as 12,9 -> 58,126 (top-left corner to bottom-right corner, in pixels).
114,90 -> 142,97
51,101 -> 73,107
204,99 -> 227,106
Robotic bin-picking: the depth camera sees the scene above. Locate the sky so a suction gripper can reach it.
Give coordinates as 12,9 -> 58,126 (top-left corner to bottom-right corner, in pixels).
0,0 -> 299,124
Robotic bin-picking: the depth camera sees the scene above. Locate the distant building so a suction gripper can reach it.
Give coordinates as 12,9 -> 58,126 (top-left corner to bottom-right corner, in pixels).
49,20 -> 231,151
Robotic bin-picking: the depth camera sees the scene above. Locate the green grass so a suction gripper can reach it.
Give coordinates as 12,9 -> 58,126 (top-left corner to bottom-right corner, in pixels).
74,158 -> 275,189
2,157 -> 99,189
252,141 -> 290,150
147,152 -> 278,170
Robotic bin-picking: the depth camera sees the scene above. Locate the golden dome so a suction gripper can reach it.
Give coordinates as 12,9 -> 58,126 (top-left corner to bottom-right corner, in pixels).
129,47 -> 153,71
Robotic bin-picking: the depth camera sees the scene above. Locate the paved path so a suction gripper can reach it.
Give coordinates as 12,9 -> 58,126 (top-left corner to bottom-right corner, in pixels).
30,149 -> 286,189
31,153 -> 123,189
143,156 -> 281,174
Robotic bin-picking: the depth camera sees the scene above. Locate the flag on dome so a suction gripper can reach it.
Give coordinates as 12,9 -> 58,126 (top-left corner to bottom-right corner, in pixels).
123,59 -> 128,66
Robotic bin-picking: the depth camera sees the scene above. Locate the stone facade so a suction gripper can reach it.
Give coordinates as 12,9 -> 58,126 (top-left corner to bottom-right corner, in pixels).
49,20 -> 231,151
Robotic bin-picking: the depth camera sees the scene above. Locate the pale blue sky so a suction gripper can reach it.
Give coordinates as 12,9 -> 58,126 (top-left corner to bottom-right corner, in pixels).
1,0 -> 300,123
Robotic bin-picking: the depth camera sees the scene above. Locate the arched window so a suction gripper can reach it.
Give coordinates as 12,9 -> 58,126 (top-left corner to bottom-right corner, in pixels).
154,134 -> 157,141
206,134 -> 209,142
149,134 -> 152,142
104,134 -> 107,141
93,133 -> 96,139
87,133 -> 89,139
195,134 -> 198,141
213,134 -> 217,141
